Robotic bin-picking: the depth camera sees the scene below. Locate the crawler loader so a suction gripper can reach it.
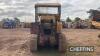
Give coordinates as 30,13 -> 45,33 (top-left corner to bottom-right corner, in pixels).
31,3 -> 66,52
88,9 -> 100,29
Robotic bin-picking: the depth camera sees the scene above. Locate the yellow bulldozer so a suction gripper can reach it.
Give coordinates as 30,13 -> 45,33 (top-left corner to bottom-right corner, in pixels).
30,3 -> 66,51
88,9 -> 100,29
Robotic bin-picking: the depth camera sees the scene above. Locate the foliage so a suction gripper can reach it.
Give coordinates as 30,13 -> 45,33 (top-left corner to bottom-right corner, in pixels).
66,17 -> 72,22
74,17 -> 81,22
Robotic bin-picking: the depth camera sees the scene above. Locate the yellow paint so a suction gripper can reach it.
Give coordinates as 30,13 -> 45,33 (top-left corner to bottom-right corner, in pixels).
92,21 -> 100,28
57,21 -> 62,32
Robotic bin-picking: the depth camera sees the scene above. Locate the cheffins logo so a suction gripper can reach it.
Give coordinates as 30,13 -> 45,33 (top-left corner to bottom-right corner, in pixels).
68,46 -> 94,52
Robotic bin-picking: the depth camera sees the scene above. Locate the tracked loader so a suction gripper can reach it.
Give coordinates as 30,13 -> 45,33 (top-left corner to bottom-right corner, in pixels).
30,3 -> 66,52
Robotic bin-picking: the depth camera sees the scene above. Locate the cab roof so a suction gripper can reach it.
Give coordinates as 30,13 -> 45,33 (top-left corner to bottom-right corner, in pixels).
35,3 -> 61,7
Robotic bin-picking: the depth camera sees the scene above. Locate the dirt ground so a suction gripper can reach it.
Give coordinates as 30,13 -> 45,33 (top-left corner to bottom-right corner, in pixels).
0,28 -> 33,56
62,29 -> 100,56
0,28 -> 99,56
0,28 -> 60,56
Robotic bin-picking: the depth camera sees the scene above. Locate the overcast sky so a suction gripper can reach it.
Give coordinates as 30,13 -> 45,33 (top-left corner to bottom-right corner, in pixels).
0,0 -> 100,22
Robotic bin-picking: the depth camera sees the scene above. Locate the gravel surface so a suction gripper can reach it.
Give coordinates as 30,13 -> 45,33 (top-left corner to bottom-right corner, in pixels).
0,28 -> 33,56
0,28 -> 61,56
0,28 -> 99,56
62,29 -> 100,56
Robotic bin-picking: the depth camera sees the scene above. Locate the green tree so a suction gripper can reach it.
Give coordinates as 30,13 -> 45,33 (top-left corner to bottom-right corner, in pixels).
66,17 -> 72,22
14,17 -> 20,23
14,17 -> 20,27
74,17 -> 81,22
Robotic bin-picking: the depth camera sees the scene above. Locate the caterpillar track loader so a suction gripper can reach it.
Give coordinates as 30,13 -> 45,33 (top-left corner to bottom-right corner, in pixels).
31,3 -> 66,52
88,9 -> 100,29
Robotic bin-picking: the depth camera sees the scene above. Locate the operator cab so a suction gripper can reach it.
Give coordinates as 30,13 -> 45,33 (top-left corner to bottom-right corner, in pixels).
34,3 -> 61,50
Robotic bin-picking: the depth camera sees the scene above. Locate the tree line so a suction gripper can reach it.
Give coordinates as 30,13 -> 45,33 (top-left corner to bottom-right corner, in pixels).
66,17 -> 81,22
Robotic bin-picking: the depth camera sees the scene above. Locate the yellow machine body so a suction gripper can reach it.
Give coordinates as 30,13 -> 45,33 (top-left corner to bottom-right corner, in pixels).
33,3 -> 62,50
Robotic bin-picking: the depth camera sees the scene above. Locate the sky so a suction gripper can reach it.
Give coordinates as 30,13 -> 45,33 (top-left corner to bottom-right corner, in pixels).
0,0 -> 100,22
